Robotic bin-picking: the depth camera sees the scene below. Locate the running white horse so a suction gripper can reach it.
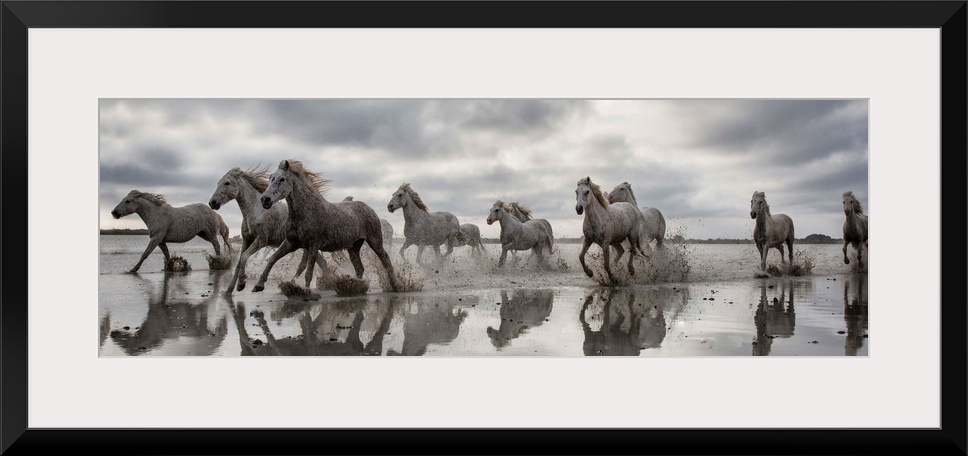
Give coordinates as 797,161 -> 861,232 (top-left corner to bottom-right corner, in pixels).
251,160 -> 401,292
575,177 -> 648,284
456,223 -> 485,254
209,167 -> 329,293
750,191 -> 795,272
486,200 -> 554,268
607,182 -> 665,249
841,191 -> 868,271
387,183 -> 461,264
111,190 -> 232,273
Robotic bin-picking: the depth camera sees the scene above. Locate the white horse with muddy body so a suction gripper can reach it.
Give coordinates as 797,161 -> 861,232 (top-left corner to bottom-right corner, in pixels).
387,183 -> 461,264
486,200 -> 554,268
456,223 -> 485,254
607,182 -> 665,249
209,167 -> 330,294
575,177 -> 648,284
251,160 -> 401,292
750,191 -> 795,273
111,190 -> 232,273
841,191 -> 868,271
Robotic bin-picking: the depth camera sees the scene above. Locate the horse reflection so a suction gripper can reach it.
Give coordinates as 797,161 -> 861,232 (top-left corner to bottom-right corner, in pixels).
487,289 -> 554,348
580,287 -> 681,356
229,297 -> 394,356
752,281 -> 796,356
109,272 -> 229,355
843,274 -> 868,356
387,296 -> 468,356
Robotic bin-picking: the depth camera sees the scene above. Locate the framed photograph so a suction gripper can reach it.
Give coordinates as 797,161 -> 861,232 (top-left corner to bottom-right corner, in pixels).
2,1 -> 965,454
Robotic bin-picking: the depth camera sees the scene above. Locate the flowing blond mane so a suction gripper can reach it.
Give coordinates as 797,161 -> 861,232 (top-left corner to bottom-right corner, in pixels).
578,176 -> 609,208
843,191 -> 864,214
282,160 -> 330,195
130,190 -> 167,206
399,183 -> 428,211
229,166 -> 270,193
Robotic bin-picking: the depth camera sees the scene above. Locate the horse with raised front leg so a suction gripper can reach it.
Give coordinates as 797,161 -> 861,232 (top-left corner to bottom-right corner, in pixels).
574,176 -> 646,285
250,160 -> 401,293
841,191 -> 868,271
486,201 -> 554,268
750,191 -> 795,273
111,190 -> 231,273
386,183 -> 460,265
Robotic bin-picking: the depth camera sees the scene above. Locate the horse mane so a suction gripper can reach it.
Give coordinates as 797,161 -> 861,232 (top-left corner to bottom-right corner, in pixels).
511,202 -> 532,218
343,196 -> 354,201
621,182 -> 636,205
282,160 -> 330,196
229,166 -> 270,193
131,190 -> 166,206
399,183 -> 428,211
843,191 -> 864,214
578,176 -> 609,208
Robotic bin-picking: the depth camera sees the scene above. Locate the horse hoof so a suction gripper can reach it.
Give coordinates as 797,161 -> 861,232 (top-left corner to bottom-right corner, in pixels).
584,270 -> 593,278
844,258 -> 850,264
237,283 -> 246,291
252,285 -> 264,293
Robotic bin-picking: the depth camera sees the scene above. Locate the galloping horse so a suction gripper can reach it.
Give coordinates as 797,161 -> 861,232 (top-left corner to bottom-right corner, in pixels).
841,191 -> 868,271
575,177 -> 647,284
606,182 -> 666,249
344,196 -> 394,245
209,167 -> 329,293
750,191 -> 795,273
456,223 -> 485,254
111,190 -> 231,273
486,200 -> 554,268
387,183 -> 461,264
251,160 -> 401,292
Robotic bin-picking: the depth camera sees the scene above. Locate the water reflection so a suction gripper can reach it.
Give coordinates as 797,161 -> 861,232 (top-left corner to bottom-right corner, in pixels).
225,293 -> 468,356
752,281 -> 796,356
487,289 -> 554,348
229,296 -> 394,356
580,287 -> 685,356
843,274 -> 868,356
108,272 -> 229,355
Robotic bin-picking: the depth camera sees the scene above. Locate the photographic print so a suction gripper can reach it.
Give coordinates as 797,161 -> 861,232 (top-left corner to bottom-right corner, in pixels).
99,99 -> 869,357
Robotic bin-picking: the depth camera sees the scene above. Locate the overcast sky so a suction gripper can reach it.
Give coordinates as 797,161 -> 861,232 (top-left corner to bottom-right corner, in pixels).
99,99 -> 868,240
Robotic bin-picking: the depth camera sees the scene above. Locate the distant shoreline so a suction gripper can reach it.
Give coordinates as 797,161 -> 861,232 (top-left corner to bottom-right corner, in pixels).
100,229 -> 842,244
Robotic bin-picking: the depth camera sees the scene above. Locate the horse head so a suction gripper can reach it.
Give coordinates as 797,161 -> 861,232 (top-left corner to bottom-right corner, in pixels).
842,191 -> 863,216
750,191 -> 767,219
111,190 -> 142,219
209,168 -> 242,210
387,184 -> 411,213
486,200 -> 506,225
608,182 -> 634,205
261,160 -> 295,209
575,176 -> 595,215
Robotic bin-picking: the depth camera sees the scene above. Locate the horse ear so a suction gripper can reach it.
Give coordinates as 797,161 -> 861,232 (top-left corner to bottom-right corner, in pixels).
283,160 -> 290,170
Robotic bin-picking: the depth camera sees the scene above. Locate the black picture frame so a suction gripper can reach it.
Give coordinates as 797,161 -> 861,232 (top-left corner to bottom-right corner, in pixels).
2,2 -> 965,455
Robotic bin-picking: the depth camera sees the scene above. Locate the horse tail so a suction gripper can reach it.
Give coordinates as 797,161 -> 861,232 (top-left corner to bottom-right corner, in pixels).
220,218 -> 233,252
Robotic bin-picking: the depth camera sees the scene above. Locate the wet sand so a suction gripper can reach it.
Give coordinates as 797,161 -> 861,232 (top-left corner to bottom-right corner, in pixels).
99,238 -> 867,356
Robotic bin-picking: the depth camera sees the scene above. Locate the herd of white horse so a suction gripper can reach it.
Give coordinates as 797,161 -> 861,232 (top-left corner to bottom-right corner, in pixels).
110,159 -> 869,293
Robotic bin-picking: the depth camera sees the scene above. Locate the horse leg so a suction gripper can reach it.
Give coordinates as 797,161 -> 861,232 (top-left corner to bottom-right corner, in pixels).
368,239 -> 401,292
314,251 -> 333,288
613,243 -> 626,265
398,241 -> 411,259
843,239 -> 851,264
579,237 -> 593,278
349,239 -> 366,278
498,245 -> 509,267
444,236 -> 454,257
293,249 -> 312,281
252,240 -> 298,292
130,236 -> 162,273
777,245 -> 786,265
627,237 -> 640,277
302,249 -> 319,288
230,238 -> 261,293
415,245 -> 426,265
198,231 -> 221,257
602,242 -> 617,285
158,243 -> 172,265
786,238 -> 794,264
755,241 -> 766,271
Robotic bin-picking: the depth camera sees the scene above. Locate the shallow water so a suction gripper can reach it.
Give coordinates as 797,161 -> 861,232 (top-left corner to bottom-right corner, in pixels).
99,236 -> 868,356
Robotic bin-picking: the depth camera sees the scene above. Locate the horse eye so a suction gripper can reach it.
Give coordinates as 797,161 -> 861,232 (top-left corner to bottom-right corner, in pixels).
224,182 -> 229,186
